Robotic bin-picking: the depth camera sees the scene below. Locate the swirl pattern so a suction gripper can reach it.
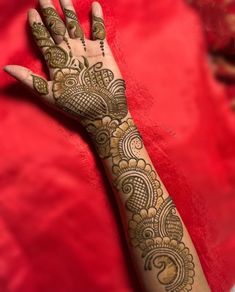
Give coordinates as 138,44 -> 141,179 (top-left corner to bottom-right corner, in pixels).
113,159 -> 163,212
143,237 -> 195,292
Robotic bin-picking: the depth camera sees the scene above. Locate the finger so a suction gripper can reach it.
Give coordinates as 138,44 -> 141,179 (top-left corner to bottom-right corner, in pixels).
39,0 -> 69,44
92,1 -> 106,56
29,8 -> 70,70
29,9 -> 55,55
59,0 -> 86,50
4,65 -> 53,104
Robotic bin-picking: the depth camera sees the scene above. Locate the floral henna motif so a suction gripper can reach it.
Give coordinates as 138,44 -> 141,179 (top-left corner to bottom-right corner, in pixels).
86,115 -> 195,290
110,119 -> 143,164
83,110 -> 195,290
31,21 -> 127,122
127,200 -> 194,291
128,207 -> 159,248
128,198 -> 183,249
52,61 -> 127,121
84,116 -> 119,158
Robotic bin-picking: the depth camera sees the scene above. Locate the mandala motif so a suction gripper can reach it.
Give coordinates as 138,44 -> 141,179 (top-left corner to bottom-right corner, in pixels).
52,61 -> 128,120
84,116 -> 119,158
143,237 -> 195,292
113,159 -> 163,213
110,119 -> 143,164
53,68 -> 80,98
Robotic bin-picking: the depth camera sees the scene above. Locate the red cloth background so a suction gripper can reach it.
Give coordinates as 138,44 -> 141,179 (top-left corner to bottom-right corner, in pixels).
0,0 -> 235,291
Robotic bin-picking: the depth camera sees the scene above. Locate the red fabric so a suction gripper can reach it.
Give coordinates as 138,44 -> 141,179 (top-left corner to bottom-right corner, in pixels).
1,0 -> 235,291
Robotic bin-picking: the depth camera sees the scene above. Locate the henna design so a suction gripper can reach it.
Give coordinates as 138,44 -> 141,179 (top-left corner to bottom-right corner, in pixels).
64,8 -> 86,51
127,199 -> 193,291
42,7 -> 66,38
143,237 -> 195,291
92,16 -> 106,56
52,61 -> 127,120
32,75 -> 49,95
31,22 -> 54,48
87,115 -> 194,290
156,197 -> 183,242
44,46 -> 68,68
42,7 -> 72,54
31,9 -> 195,290
84,116 -> 119,158
113,159 -> 163,213
128,207 -> 159,248
31,22 -> 69,69
110,119 -> 143,164
128,198 -> 183,249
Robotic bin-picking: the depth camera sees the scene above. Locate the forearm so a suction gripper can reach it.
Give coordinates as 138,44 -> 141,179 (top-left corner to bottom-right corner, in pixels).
83,112 -> 210,292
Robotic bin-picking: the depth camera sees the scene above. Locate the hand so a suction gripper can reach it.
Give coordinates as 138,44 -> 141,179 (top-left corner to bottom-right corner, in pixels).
4,0 -> 128,124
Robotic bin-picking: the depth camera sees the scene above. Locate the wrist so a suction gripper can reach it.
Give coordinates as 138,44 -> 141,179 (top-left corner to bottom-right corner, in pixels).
82,112 -> 141,160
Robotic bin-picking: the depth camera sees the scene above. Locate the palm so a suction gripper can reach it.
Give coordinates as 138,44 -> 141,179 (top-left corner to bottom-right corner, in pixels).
5,0 -> 127,123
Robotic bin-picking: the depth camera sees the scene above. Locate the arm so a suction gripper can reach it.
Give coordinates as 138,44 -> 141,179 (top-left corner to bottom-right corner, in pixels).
84,111 -> 210,292
4,0 -> 210,291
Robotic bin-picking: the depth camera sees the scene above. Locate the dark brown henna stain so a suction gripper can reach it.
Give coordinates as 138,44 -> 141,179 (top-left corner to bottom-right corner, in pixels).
52,61 -> 127,120
42,7 -> 66,38
84,117 -> 119,158
112,159 -> 163,213
42,7 -> 72,55
31,22 -> 54,48
110,119 -> 143,164
142,237 -> 195,291
64,8 -> 86,51
32,75 -> 49,95
92,15 -> 106,56
31,21 -> 70,69
44,46 -> 69,68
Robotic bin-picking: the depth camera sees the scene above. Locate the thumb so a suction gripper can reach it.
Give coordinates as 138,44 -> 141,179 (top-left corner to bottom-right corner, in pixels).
4,65 -> 53,104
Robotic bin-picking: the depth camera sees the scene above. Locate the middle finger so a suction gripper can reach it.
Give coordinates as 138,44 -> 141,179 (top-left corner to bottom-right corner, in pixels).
39,0 -> 69,44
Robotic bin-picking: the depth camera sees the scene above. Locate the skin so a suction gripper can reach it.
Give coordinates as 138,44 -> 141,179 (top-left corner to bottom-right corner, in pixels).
4,1 -> 211,291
